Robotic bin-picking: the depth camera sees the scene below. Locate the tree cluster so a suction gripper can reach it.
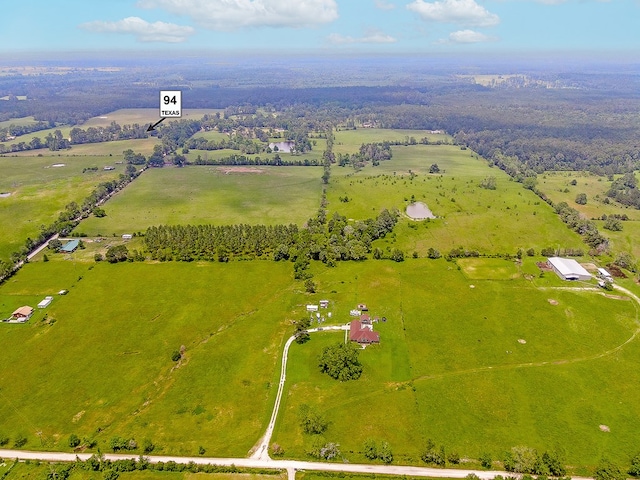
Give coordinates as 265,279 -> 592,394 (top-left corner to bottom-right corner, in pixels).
317,342 -> 363,381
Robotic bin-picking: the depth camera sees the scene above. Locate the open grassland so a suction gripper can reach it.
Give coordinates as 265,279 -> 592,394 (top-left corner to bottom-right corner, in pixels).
0,260 -> 296,457
327,145 -> 584,255
6,138 -> 160,157
333,129 -> 451,155
0,156 -> 127,262
537,171 -> 640,258
78,166 -> 323,235
81,109 -> 225,128
185,141 -> 327,165
272,259 -> 640,470
538,171 -> 640,221
2,252 -> 640,469
0,116 -> 38,128
2,462 -> 286,480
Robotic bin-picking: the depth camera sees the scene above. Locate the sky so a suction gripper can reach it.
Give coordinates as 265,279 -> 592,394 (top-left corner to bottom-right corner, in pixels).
2,0 -> 640,57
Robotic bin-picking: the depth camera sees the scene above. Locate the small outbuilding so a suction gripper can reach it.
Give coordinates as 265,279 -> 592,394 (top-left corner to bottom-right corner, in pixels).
37,296 -> 53,309
597,267 -> 613,282
12,306 -> 34,321
60,239 -> 80,253
547,257 -> 592,281
306,304 -> 319,312
122,234 -> 133,240
319,300 -> 329,308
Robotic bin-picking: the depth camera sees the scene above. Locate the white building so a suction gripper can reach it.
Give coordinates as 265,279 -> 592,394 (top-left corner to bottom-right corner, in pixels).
306,305 -> 319,312
37,296 -> 53,308
597,267 -> 613,282
547,257 -> 592,281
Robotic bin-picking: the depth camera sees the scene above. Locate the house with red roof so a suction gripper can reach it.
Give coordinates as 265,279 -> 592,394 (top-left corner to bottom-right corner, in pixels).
349,320 -> 380,345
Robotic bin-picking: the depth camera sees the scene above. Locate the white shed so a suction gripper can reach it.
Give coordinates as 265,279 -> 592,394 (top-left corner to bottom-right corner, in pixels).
548,257 -> 592,281
597,267 -> 613,281
306,305 -> 319,312
37,296 -> 53,308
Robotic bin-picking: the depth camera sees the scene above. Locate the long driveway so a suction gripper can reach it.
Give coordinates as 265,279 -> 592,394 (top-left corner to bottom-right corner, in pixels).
251,324 -> 349,460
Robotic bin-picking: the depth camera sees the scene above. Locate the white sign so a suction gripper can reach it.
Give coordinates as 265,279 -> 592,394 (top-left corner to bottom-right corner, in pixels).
160,90 -> 182,118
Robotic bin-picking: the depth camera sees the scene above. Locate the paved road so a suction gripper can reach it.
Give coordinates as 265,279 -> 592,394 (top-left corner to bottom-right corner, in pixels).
0,448 -> 593,480
250,324 -> 349,460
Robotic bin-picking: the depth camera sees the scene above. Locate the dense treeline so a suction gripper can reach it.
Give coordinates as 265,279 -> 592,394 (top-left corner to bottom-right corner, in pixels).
607,172 -> 640,209
0,120 -> 52,141
142,208 -> 398,265
191,153 -> 320,167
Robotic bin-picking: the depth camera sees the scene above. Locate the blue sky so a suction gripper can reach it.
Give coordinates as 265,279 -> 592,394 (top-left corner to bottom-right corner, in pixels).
3,0 -> 639,56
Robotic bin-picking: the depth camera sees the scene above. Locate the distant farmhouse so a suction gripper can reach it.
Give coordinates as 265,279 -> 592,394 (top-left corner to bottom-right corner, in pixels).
547,257 -> 591,281
60,239 -> 80,253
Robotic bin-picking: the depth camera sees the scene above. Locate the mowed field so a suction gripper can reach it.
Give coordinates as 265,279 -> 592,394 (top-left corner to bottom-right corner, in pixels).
0,259 -> 296,457
78,166 -> 324,235
0,156 -> 128,262
272,259 -> 640,470
327,145 -> 585,255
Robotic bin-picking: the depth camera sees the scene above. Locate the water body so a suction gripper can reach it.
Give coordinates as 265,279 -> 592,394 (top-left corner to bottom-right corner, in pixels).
269,141 -> 295,153
406,202 -> 436,220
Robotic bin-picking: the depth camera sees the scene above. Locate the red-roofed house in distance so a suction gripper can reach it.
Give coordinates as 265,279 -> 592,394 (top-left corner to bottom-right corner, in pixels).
349,320 -> 380,345
11,306 -> 34,322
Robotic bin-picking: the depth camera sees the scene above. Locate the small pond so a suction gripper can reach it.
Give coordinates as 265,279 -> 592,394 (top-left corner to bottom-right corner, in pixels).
406,202 -> 436,220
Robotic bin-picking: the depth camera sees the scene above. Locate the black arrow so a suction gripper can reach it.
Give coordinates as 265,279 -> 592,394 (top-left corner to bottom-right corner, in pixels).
147,117 -> 166,132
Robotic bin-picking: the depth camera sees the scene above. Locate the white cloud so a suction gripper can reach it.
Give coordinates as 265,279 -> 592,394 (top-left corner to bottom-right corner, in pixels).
407,0 -> 500,27
328,30 -> 397,44
374,0 -> 396,10
137,0 -> 339,30
80,16 -> 194,43
448,29 -> 495,43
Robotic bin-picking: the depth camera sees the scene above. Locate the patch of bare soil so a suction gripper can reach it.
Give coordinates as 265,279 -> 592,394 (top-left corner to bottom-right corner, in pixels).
599,424 -> 610,432
537,261 -> 552,271
219,167 -> 264,174
548,299 -> 559,305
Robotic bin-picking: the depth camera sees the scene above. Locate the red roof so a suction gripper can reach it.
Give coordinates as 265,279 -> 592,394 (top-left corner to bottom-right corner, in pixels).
349,320 -> 380,344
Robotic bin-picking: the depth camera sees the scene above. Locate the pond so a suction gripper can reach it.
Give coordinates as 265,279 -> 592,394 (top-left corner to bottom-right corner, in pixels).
406,202 -> 436,220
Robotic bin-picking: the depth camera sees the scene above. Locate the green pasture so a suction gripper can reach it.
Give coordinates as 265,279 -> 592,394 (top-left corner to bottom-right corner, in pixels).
6,138 -> 160,157
595,219 -> 640,259
185,143 -> 327,166
538,171 -> 640,221
0,156 -> 127,262
190,130 -> 230,142
273,259 -> 640,469
0,260 -> 295,457
0,116 -> 38,128
78,166 -> 323,235
333,129 -> 451,155
0,126 -> 73,149
327,145 -> 585,255
81,108 -> 223,128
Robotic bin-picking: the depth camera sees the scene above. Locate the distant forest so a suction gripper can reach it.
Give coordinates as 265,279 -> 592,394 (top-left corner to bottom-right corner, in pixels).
1,58 -> 640,176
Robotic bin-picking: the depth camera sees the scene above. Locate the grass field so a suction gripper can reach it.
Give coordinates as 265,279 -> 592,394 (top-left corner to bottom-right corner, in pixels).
0,116 -> 38,128
0,126 -> 73,150
5,138 -> 161,158
78,166 -> 324,235
185,141 -> 327,166
327,145 -> 585,255
333,129 -> 451,155
0,259 -> 296,457
536,171 -> 640,258
272,259 -> 640,470
0,155 -> 127,262
81,109 -> 225,128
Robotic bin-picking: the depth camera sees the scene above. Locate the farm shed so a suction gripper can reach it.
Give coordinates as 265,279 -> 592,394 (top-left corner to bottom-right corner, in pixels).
60,239 -> 80,253
37,296 -> 53,308
306,305 -> 319,312
12,306 -> 34,320
349,320 -> 380,344
122,234 -> 133,240
547,257 -> 592,281
597,267 -> 613,281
